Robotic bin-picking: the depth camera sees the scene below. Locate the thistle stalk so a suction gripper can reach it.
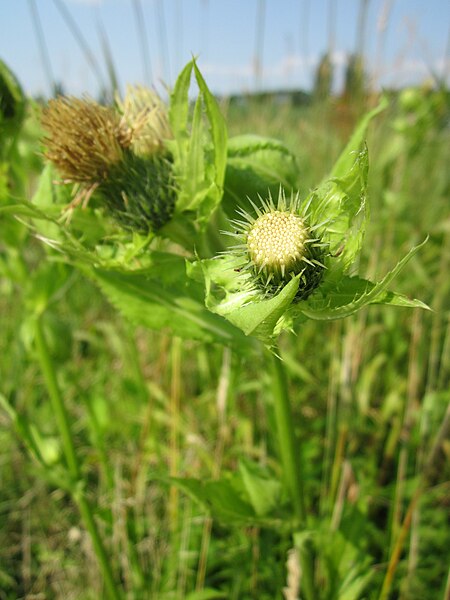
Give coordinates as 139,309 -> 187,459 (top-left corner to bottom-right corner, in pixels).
34,316 -> 121,600
269,347 -> 315,600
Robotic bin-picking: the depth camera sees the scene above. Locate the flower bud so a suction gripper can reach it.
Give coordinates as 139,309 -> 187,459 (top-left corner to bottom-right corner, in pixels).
119,85 -> 172,157
227,190 -> 327,299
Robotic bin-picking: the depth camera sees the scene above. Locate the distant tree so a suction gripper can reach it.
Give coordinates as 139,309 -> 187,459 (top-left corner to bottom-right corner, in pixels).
343,53 -> 367,101
313,53 -> 333,101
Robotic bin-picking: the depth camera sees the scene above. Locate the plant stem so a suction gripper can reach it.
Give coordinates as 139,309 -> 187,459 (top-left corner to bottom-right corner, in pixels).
34,316 -> 121,600
270,350 -> 305,522
270,347 -> 315,600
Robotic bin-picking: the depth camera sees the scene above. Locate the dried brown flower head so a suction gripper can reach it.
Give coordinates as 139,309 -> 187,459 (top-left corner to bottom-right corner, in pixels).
41,96 -> 132,184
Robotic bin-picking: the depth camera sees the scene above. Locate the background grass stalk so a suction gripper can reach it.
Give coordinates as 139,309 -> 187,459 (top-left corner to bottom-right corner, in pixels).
34,315 -> 122,600
270,348 -> 315,600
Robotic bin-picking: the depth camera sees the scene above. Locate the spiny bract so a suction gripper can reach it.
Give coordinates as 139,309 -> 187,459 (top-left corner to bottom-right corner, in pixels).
226,190 -> 328,300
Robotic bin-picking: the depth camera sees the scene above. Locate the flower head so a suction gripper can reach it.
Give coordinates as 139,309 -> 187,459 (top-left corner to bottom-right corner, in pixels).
41,96 -> 132,184
41,93 -> 176,234
227,190 -> 327,300
118,85 -> 172,157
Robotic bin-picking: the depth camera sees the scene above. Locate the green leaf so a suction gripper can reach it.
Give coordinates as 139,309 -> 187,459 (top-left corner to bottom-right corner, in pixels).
296,239 -> 429,320
170,477 -> 256,523
175,94 -> 208,213
222,275 -> 299,341
168,60 -> 194,155
29,162 -> 73,240
168,59 -> 227,228
238,458 -> 282,517
308,144 -> 369,272
190,254 -> 301,342
88,255 -> 251,346
32,162 -> 73,208
330,96 -> 388,179
308,97 -> 388,271
193,60 -> 227,192
222,134 -> 299,217
189,255 -> 301,343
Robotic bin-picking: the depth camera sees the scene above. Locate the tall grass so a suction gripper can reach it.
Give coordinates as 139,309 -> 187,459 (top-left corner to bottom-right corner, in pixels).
1,82 -> 448,599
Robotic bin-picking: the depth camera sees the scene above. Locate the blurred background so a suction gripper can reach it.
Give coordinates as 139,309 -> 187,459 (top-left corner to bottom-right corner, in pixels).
1,0 -> 449,100
1,3 -> 449,600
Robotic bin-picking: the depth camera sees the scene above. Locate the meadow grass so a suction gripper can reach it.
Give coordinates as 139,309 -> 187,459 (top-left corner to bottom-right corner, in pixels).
1,86 -> 449,600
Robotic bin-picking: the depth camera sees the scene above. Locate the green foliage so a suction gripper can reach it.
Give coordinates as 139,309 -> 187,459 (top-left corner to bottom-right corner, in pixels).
0,58 -> 26,146
90,259 -> 252,347
167,59 -> 227,231
0,55 -> 448,600
222,134 -> 299,217
190,97 -> 428,344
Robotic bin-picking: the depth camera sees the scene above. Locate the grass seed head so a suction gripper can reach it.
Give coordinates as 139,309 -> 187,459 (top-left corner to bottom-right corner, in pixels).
41,96 -> 132,184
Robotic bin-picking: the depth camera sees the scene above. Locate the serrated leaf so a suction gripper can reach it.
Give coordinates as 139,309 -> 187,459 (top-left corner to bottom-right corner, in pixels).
308,144 -> 369,271
222,134 -> 299,217
189,256 -> 300,343
308,98 -> 388,271
330,96 -> 388,179
169,59 -> 227,228
89,258 -> 251,346
297,239 -> 429,320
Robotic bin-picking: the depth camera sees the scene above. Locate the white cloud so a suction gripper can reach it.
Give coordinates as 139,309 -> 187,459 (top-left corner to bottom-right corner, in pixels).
198,51 -> 449,95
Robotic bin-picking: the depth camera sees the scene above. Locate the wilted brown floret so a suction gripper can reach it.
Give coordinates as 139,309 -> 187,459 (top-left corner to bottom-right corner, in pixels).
41,96 -> 132,183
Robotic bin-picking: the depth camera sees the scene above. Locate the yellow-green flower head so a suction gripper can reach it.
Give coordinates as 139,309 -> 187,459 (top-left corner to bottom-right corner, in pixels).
227,190 -> 327,299
41,96 -> 132,184
119,85 -> 172,157
247,211 -> 308,278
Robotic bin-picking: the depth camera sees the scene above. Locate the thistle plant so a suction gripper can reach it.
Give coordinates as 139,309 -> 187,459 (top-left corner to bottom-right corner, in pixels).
190,98 -> 428,345
3,56 -> 440,600
38,60 -> 227,251
41,91 -> 176,234
184,98 -> 430,600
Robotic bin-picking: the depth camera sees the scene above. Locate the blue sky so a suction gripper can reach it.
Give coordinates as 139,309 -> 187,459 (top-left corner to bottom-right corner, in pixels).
1,0 -> 449,98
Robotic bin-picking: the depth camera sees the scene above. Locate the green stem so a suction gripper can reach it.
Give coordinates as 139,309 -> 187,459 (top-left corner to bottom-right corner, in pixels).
270,350 -> 305,522
269,348 -> 315,600
34,316 -> 121,600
